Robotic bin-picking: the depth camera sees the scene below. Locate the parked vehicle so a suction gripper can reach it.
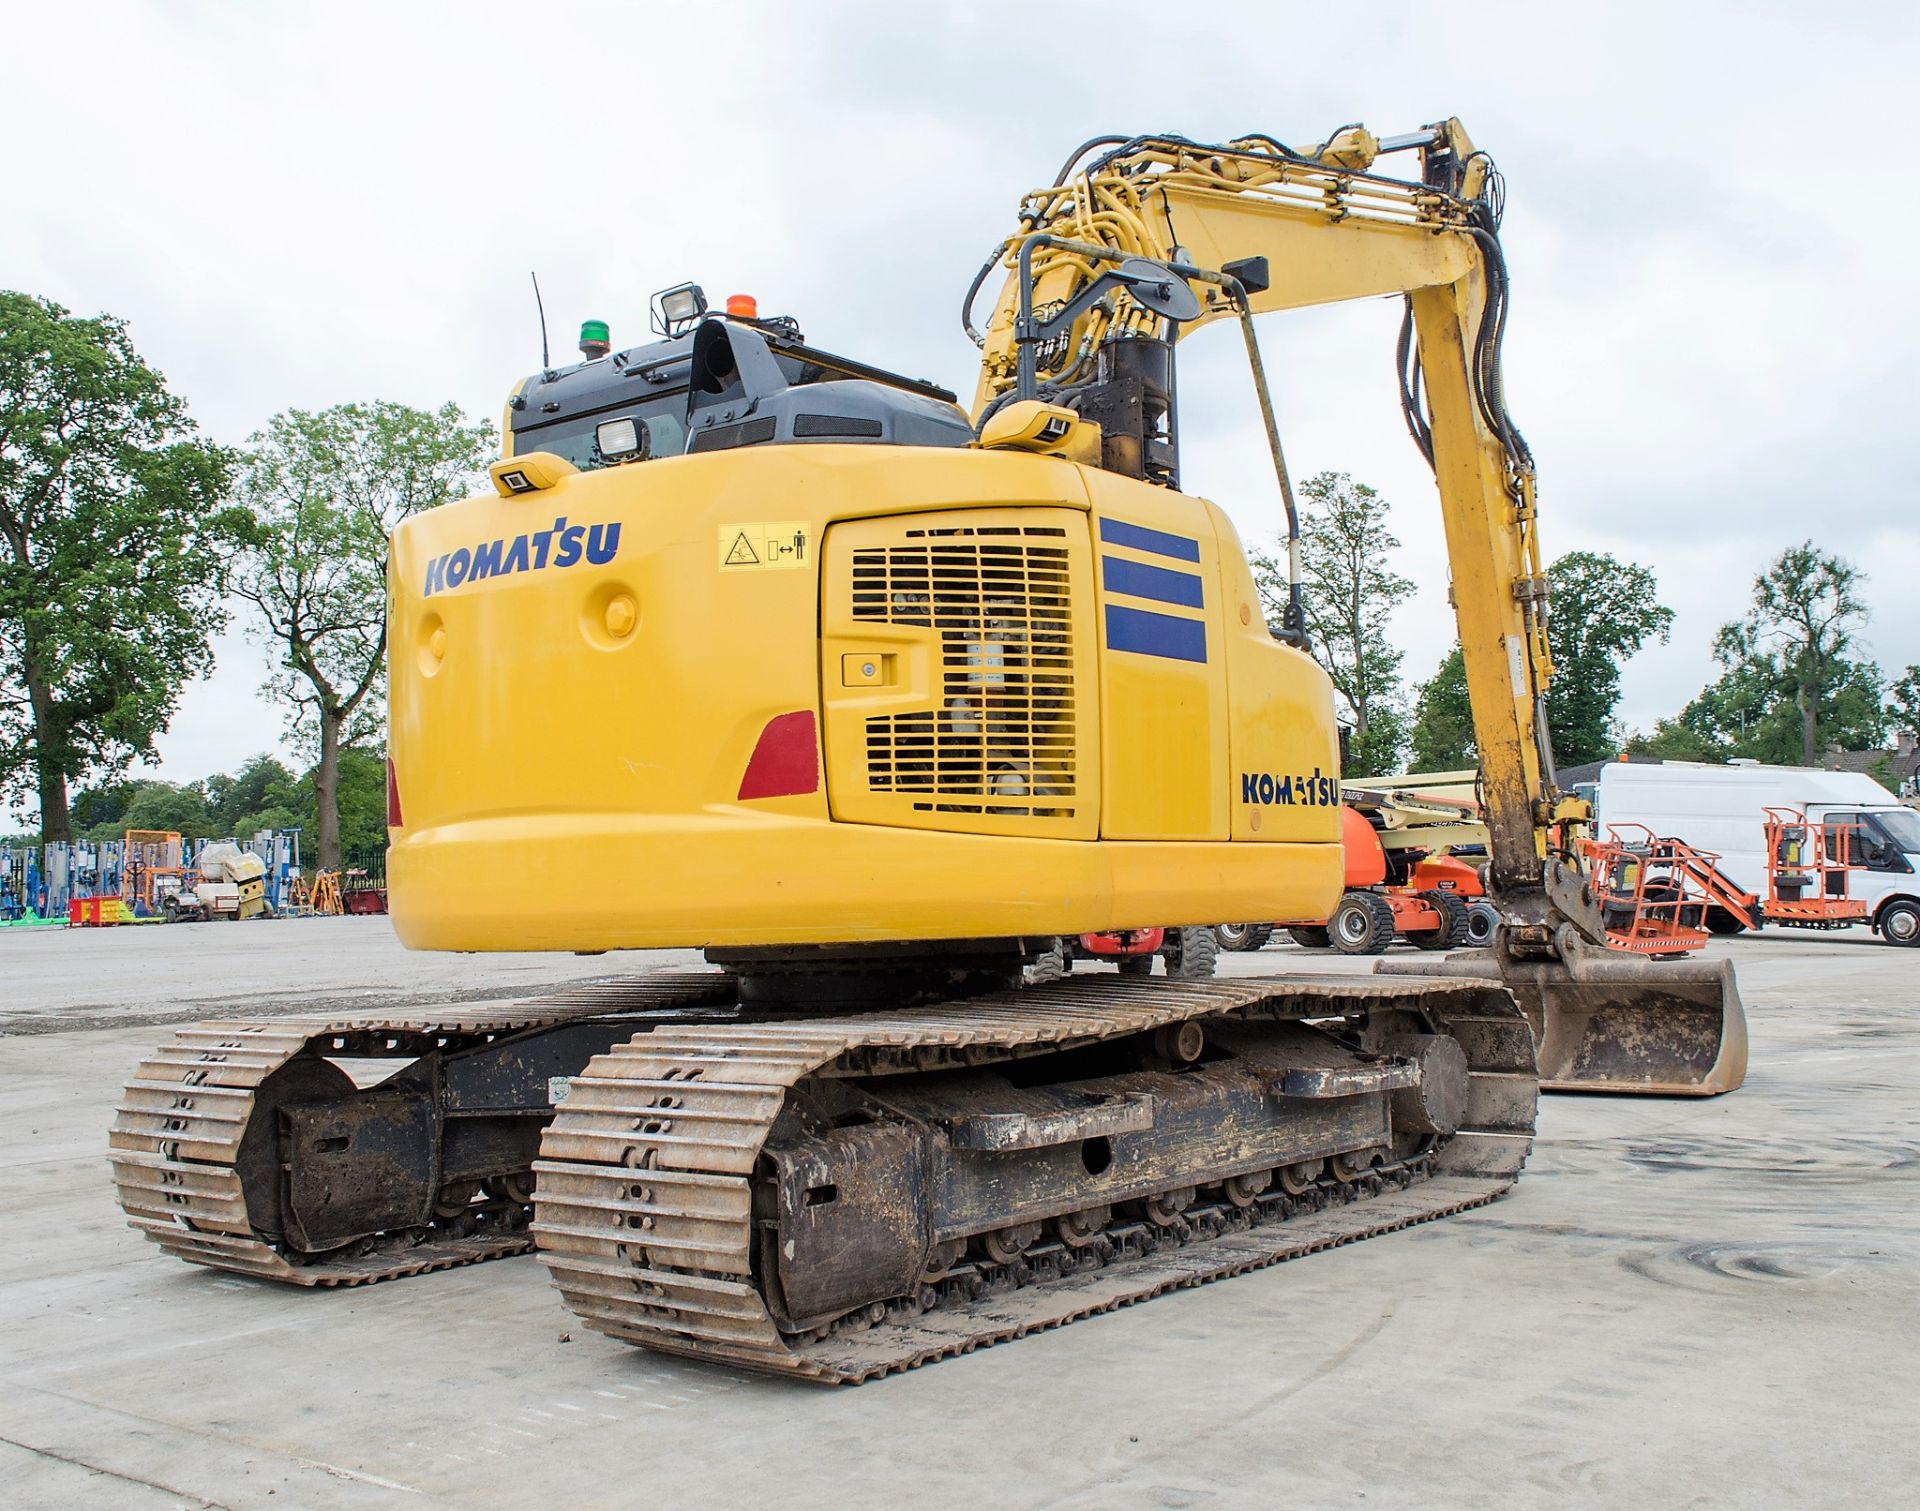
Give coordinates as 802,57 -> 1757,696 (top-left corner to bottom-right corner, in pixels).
1280,805 -> 1497,956
1595,761 -> 1920,945
1032,927 -> 1219,979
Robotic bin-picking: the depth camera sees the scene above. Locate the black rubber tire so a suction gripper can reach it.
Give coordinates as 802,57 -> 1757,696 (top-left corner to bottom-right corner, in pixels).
162,899 -> 180,924
1405,890 -> 1470,950
1163,926 -> 1219,980
1704,906 -> 1748,936
1211,923 -> 1274,952
1286,925 -> 1333,949
1330,892 -> 1397,955
1878,898 -> 1920,947
1026,941 -> 1071,983
1464,899 -> 1500,949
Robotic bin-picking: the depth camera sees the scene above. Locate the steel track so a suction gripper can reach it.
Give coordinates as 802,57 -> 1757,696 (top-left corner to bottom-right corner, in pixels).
533,974 -> 1535,1382
109,974 -> 737,1285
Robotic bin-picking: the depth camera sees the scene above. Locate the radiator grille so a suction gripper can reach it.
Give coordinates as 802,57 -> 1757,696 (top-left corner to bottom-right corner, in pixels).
852,525 -> 1076,819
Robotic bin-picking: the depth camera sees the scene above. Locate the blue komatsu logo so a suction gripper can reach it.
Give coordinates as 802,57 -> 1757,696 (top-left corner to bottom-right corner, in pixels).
1241,767 -> 1337,807
423,517 -> 621,597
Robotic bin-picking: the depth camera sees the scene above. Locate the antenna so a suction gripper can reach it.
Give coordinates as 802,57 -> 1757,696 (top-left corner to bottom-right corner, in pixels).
530,271 -> 551,369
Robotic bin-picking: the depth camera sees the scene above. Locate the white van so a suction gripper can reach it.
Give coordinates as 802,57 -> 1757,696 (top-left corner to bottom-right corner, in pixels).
1593,760 -> 1920,946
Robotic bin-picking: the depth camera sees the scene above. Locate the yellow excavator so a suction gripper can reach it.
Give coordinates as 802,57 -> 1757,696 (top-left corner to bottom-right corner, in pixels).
111,119 -> 1743,1382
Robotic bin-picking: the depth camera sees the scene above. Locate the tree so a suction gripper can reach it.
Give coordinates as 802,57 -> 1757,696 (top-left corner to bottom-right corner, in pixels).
206,753 -> 302,837
1717,543 -> 1874,765
1622,717 -> 1721,763
1544,551 -> 1674,764
0,291 -> 246,840
1890,665 -> 1920,736
118,780 -> 214,839
1250,472 -> 1414,776
1407,646 -> 1476,770
1650,650 -> 1886,766
235,402 -> 490,870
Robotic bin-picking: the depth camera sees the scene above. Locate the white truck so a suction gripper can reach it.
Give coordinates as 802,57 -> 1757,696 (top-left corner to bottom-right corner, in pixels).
1593,760 -> 1920,946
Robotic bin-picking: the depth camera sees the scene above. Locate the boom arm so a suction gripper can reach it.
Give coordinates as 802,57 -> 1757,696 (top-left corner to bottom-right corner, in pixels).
966,122 -> 1575,921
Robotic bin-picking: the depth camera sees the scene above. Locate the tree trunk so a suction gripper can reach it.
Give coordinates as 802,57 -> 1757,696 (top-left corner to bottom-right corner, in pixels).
21,640 -> 71,845
1798,681 -> 1818,765
315,708 -> 342,872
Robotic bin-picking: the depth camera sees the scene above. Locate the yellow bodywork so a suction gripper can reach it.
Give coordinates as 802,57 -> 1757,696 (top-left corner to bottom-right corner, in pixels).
388,443 -> 1342,952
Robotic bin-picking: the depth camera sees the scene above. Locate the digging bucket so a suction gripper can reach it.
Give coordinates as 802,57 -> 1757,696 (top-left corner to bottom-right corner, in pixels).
1377,945 -> 1747,1096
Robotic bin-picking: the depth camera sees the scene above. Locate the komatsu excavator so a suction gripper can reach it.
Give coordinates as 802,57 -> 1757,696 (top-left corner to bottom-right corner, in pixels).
111,120 -> 1744,1383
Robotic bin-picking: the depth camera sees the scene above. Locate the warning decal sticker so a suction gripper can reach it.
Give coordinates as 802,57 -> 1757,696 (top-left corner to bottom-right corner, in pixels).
717,521 -> 811,572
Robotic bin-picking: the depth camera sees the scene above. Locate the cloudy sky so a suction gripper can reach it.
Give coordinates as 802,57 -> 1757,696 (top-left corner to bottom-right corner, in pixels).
7,0 -> 1916,799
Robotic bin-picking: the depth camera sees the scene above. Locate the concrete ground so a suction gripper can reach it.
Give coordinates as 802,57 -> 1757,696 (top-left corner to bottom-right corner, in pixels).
0,920 -> 1912,1509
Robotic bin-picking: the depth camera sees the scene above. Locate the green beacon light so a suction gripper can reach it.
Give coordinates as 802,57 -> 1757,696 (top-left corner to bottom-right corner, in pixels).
579,319 -> 611,360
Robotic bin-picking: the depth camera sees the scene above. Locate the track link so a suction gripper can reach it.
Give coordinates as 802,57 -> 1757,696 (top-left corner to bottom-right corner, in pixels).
109,973 -> 736,1286
533,974 -> 1535,1382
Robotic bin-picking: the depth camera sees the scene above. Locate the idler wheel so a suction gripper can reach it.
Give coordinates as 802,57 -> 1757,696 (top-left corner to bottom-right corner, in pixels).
980,1222 -> 1043,1265
1053,1206 -> 1111,1247
1330,1148 -> 1381,1183
1153,1021 -> 1206,1065
1223,1170 -> 1272,1208
1143,1187 -> 1196,1226
920,1239 -> 965,1282
1382,1032 -> 1470,1137
488,1172 -> 534,1206
433,1181 -> 481,1219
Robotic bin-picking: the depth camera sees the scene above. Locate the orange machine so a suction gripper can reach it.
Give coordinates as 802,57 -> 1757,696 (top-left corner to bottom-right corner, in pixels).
1578,824 -> 1711,956
1753,807 -> 1871,928
1282,806 -> 1490,954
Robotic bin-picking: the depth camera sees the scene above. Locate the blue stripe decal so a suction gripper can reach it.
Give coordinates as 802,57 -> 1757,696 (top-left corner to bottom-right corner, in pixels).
1098,516 -> 1201,563
1105,603 -> 1208,664
1102,553 -> 1205,609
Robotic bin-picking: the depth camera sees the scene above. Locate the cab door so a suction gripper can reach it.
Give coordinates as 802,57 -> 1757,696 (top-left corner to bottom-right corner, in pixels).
1817,809 -> 1903,908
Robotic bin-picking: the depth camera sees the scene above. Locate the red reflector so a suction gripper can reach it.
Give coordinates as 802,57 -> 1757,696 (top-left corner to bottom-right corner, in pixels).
737,710 -> 820,800
387,758 -> 404,828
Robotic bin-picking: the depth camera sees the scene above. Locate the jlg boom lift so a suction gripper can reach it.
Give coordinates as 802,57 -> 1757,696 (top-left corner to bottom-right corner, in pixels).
112,120 -> 1744,1382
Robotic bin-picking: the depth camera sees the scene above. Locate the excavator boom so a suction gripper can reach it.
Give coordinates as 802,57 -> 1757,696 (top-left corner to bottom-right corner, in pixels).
967,123 -> 1744,1093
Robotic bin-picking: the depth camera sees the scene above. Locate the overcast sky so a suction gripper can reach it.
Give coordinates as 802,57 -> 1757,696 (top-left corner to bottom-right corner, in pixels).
7,0 -> 1916,804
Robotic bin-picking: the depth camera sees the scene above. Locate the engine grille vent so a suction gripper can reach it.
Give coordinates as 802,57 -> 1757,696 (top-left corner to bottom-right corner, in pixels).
852,525 -> 1076,819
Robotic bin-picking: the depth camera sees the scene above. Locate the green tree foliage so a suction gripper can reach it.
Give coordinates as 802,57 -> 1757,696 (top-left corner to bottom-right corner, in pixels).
207,753 -> 303,836
1889,665 -> 1920,735
70,751 -> 387,872
1250,472 -> 1413,776
1407,646 -> 1476,771
1544,551 -> 1674,764
327,747 -> 389,873
1709,542 -> 1881,764
1665,656 -> 1886,765
1622,717 -> 1721,763
0,291 -> 249,841
235,402 -> 490,870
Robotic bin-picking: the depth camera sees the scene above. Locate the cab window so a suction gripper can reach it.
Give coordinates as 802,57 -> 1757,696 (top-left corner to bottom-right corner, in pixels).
1825,811 -> 1906,870
511,394 -> 689,471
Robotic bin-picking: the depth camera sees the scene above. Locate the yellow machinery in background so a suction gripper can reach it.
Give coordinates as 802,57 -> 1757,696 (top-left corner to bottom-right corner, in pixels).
114,119 -> 1740,1382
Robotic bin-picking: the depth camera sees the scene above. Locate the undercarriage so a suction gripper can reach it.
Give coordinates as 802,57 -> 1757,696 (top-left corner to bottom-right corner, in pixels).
113,970 -> 1534,1381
